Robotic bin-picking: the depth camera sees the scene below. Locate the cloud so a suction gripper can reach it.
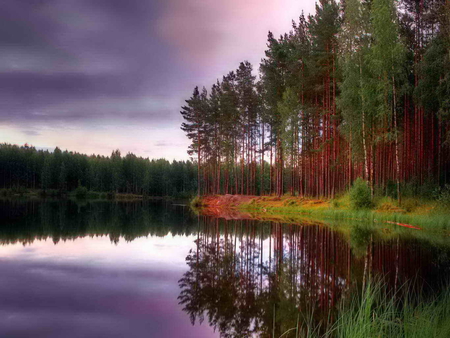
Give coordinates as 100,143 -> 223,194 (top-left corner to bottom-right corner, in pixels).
0,0 -> 315,159
22,130 -> 40,136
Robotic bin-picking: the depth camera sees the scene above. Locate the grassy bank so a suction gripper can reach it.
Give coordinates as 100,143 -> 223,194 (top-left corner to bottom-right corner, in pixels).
197,190 -> 450,233
243,195 -> 449,229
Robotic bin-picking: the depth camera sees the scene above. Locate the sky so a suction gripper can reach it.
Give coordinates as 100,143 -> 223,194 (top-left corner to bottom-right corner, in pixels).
0,0 -> 316,161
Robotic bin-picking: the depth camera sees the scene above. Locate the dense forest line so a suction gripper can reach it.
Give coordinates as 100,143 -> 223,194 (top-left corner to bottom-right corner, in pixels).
181,0 -> 450,200
0,143 -> 197,197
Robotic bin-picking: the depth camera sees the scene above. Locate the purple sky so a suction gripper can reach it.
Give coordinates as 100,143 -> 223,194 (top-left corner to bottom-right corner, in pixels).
0,0 -> 315,160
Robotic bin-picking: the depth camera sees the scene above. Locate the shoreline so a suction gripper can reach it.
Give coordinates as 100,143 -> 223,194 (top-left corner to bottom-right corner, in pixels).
196,194 -> 450,232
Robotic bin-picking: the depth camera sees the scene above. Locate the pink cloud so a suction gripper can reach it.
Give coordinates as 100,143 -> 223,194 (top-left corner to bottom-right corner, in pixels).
157,0 -> 316,76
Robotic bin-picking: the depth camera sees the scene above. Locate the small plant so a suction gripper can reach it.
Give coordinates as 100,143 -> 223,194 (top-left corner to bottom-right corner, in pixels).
74,185 -> 88,199
349,178 -> 373,209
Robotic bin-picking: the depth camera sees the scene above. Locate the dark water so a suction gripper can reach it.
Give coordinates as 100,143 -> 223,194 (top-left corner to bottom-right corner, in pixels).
0,199 -> 449,338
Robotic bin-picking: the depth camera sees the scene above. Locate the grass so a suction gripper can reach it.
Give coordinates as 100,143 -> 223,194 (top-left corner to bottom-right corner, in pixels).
333,282 -> 450,338
234,193 -> 450,232
281,281 -> 450,338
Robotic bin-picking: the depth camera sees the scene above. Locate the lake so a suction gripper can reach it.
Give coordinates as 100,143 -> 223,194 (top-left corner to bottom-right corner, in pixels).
0,199 -> 449,337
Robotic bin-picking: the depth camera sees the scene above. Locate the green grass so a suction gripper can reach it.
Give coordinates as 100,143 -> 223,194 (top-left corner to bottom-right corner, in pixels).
333,283 -> 450,338
238,194 -> 450,232
282,281 -> 450,338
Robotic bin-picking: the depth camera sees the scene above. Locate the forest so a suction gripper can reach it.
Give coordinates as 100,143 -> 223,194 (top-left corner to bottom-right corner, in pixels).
181,0 -> 450,200
0,143 -> 197,197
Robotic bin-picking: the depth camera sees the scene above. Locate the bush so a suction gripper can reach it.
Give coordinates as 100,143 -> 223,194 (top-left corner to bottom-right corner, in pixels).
435,184 -> 450,207
74,185 -> 88,199
349,178 -> 373,209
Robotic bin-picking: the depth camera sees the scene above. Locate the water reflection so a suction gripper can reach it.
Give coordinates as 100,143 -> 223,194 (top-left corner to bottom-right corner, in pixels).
0,199 -> 197,245
0,199 -> 216,338
0,200 -> 449,337
178,216 -> 450,337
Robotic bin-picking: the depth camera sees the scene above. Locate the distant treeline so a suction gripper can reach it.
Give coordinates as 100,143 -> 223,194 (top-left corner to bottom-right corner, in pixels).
0,143 -> 197,197
181,0 -> 450,198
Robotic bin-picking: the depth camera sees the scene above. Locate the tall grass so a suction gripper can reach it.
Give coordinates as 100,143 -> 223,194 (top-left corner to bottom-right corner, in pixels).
334,282 -> 450,338
282,281 -> 450,338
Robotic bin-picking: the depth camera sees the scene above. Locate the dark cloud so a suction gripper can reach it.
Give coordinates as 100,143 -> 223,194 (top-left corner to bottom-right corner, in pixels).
0,0 -> 186,126
0,0 -> 311,158
22,130 -> 40,136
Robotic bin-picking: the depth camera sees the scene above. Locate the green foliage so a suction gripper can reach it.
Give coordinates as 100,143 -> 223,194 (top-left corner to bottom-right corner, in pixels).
349,223 -> 374,256
74,185 -> 88,199
331,199 -> 340,208
349,178 -> 373,209
333,282 -> 450,338
435,184 -> 450,207
0,143 -> 198,197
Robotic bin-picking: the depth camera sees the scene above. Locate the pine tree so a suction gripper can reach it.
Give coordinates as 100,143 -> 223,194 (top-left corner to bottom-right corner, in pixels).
181,87 -> 209,195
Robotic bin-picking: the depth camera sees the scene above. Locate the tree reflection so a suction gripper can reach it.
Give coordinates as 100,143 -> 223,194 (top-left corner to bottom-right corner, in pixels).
0,198 -> 197,245
179,216 -> 450,337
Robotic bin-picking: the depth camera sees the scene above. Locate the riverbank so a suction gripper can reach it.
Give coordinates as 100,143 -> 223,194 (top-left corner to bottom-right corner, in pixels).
196,194 -> 450,232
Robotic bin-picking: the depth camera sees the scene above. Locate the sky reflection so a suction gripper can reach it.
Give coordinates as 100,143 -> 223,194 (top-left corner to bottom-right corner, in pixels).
0,235 -> 218,338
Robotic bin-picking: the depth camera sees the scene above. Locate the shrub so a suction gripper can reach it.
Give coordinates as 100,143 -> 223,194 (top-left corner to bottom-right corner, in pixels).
435,184 -> 450,207
349,178 -> 373,209
74,185 -> 88,199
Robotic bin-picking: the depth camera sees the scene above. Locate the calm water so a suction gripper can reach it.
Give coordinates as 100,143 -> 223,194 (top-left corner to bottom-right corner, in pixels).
0,199 -> 449,337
